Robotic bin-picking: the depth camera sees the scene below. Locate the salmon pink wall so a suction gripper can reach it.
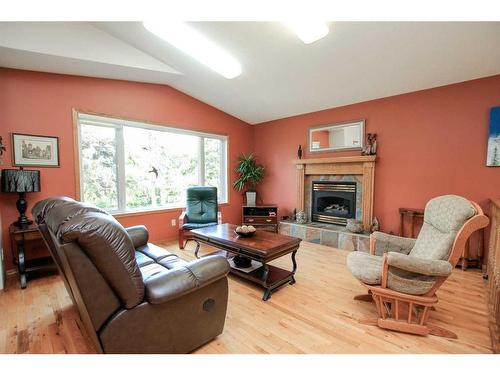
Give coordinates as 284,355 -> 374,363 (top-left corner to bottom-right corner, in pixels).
0,68 -> 253,270
254,75 -> 500,251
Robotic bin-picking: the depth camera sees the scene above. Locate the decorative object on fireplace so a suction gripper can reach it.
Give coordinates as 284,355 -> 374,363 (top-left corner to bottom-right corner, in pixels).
0,136 -> 6,156
346,219 -> 364,233
297,144 -> 303,159
296,210 -> 307,224
312,181 -> 357,225
362,133 -> 377,155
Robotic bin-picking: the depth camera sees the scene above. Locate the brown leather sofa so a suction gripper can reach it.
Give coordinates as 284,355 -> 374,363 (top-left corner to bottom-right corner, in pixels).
32,197 -> 230,353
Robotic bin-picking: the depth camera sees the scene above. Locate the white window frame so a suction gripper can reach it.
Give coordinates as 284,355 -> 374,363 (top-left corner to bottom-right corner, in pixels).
76,111 -> 228,214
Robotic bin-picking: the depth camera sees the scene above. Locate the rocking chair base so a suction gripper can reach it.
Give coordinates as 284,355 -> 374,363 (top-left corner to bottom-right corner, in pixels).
354,293 -> 374,302
378,318 -> 429,336
357,316 -> 458,338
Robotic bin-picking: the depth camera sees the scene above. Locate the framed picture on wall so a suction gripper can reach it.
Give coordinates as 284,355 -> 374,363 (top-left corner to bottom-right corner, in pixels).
12,133 -> 60,167
487,107 -> 500,167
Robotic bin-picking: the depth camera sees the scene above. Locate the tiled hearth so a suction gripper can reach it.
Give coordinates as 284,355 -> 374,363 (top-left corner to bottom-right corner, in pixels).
279,220 -> 370,252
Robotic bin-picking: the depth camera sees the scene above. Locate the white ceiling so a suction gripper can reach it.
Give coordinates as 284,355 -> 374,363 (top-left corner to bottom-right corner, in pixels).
1,22 -> 500,124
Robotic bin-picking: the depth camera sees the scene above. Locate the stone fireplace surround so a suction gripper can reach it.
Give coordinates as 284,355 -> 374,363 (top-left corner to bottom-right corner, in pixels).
278,156 -> 376,251
294,155 -> 376,231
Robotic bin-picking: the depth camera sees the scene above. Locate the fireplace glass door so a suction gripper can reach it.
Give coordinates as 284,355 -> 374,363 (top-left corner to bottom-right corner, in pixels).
312,181 -> 356,225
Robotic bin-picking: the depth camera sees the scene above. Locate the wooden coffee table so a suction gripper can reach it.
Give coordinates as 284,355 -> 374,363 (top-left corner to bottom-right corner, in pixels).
190,223 -> 301,301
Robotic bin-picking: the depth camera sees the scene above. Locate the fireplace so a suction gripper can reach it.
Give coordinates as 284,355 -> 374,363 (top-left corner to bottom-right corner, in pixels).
311,181 -> 357,225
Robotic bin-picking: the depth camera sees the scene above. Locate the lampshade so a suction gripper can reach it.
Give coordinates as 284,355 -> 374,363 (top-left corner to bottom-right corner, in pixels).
1,169 -> 41,193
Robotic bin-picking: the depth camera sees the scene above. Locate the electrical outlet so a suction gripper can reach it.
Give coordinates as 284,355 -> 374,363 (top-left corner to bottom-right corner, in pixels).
171,219 -> 176,226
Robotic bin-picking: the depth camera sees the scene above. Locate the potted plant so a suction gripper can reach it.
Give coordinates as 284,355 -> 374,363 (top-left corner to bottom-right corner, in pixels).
233,153 -> 265,206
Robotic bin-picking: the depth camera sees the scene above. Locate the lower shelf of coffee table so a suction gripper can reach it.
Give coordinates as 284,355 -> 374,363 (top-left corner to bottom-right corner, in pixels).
206,250 -> 294,288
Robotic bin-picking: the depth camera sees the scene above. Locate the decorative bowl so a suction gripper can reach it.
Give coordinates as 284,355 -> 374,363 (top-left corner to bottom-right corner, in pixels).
234,229 -> 256,237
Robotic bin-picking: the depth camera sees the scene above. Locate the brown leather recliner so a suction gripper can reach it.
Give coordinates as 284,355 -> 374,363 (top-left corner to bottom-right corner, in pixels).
32,197 -> 230,354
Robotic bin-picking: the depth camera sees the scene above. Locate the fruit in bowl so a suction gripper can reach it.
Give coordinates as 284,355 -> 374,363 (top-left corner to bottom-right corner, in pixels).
235,225 -> 256,237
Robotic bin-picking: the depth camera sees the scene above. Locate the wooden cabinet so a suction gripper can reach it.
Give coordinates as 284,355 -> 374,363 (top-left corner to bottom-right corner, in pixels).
242,204 -> 278,233
487,199 -> 500,353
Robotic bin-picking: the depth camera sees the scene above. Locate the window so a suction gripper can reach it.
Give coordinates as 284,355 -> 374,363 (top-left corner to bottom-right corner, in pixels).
76,112 -> 228,213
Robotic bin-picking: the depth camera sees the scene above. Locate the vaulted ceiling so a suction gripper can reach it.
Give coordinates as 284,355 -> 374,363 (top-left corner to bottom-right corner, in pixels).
1,22 -> 499,124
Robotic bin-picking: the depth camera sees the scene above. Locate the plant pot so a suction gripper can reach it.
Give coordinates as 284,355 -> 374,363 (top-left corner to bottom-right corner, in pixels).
246,191 -> 257,206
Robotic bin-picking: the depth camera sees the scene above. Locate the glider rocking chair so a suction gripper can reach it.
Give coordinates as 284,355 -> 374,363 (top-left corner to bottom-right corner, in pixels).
347,195 -> 489,338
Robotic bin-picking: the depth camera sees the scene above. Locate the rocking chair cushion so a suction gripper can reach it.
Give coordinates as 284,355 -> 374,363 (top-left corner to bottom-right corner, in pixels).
387,268 -> 437,295
372,231 -> 416,256
410,195 -> 476,260
347,251 -> 438,295
346,251 -> 383,285
387,252 -> 453,277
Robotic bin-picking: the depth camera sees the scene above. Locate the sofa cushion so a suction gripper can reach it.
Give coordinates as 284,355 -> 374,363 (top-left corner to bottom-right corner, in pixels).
32,196 -> 76,224
135,251 -> 155,267
44,200 -> 108,236
136,243 -> 187,271
137,243 -> 176,262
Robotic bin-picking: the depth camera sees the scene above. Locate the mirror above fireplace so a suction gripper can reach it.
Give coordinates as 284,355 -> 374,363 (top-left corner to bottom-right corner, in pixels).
309,119 -> 364,153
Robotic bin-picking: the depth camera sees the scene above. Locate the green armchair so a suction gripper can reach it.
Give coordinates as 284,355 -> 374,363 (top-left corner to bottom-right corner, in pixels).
178,186 -> 222,249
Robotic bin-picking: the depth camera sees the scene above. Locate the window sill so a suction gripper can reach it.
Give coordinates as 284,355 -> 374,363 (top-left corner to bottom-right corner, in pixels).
112,202 -> 229,219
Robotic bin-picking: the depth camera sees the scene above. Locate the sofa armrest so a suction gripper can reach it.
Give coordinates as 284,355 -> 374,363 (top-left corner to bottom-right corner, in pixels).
125,225 -> 149,249
144,254 -> 230,304
387,252 -> 453,277
371,231 -> 416,256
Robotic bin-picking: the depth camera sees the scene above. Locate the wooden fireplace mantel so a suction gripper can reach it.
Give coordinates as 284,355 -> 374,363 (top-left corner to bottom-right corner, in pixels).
292,155 -> 376,165
294,155 -> 376,231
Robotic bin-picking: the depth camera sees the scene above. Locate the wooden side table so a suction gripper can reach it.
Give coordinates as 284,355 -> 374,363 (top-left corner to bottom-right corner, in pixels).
242,204 -> 278,233
9,223 -> 56,289
399,207 -> 424,238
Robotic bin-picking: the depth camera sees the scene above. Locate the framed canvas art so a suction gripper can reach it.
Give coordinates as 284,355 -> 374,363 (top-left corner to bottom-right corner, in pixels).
12,133 -> 60,167
487,107 -> 500,167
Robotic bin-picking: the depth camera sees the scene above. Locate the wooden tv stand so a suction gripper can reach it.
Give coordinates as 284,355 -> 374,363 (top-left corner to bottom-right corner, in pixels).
242,204 -> 278,233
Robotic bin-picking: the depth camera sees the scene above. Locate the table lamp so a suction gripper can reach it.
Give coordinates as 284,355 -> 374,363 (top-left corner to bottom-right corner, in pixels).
1,168 -> 41,227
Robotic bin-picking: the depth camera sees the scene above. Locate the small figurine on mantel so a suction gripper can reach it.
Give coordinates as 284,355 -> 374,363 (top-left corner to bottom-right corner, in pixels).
297,144 -> 303,159
362,133 -> 377,155
0,136 -> 6,165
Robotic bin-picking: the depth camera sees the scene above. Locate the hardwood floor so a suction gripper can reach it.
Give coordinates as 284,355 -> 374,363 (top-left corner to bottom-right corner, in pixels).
0,241 -> 493,353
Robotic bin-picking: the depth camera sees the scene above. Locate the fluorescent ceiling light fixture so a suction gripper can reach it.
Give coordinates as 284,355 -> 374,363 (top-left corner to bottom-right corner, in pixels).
285,22 -> 329,44
143,21 -> 242,79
